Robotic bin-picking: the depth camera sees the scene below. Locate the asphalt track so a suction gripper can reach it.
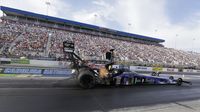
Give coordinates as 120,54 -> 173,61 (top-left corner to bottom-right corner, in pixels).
0,75 -> 200,112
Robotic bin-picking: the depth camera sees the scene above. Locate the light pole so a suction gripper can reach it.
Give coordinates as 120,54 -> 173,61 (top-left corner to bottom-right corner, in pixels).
45,1 -> 51,16
94,14 -> 98,25
192,38 -> 195,52
175,34 -> 178,49
154,29 -> 158,37
128,23 -> 132,32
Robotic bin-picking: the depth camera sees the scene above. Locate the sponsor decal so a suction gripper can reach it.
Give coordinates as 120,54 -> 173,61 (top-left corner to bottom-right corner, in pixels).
166,68 -> 175,72
0,67 -> 73,77
130,66 -> 152,71
11,59 -> 30,64
136,66 -> 148,70
153,67 -> 163,72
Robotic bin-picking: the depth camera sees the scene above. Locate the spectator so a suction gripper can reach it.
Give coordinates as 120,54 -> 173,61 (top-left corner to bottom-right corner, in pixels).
1,18 -> 200,68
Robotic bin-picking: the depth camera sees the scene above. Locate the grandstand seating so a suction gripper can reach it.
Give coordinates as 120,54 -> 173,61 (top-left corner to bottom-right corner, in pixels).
0,18 -> 200,68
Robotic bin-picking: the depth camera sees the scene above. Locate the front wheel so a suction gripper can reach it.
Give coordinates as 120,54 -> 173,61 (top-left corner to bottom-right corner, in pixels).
169,76 -> 174,80
176,78 -> 183,86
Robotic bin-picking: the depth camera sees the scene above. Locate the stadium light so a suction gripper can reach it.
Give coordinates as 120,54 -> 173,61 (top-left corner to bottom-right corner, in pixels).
174,34 -> 178,49
45,1 -> 51,16
192,38 -> 196,52
128,23 -> 133,32
94,14 -> 98,24
154,29 -> 158,37
94,14 -> 98,17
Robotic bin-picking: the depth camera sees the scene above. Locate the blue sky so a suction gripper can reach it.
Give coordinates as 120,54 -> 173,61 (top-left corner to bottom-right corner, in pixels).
165,0 -> 200,24
1,0 -> 200,52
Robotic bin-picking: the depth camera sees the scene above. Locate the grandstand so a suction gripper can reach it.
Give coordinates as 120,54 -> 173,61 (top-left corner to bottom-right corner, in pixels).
0,6 -> 200,69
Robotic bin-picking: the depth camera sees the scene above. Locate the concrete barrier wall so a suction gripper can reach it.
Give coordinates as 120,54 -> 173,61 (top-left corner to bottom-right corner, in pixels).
182,69 -> 200,73
30,60 -> 59,67
29,60 -> 70,68
0,58 -> 71,68
129,66 -> 179,72
1,58 -> 200,74
162,68 -> 179,72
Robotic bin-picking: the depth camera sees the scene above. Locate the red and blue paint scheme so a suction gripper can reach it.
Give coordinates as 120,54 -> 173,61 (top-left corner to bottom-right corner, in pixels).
62,41 -> 191,89
110,71 -> 191,86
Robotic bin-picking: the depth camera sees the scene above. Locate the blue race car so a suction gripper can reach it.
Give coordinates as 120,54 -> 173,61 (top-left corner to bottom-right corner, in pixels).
63,41 -> 191,89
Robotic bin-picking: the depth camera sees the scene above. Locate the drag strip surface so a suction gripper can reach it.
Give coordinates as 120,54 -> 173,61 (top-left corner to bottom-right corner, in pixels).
0,76 -> 199,112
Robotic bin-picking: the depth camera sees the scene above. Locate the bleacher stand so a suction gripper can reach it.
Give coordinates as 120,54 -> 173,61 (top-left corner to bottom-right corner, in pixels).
1,18 -> 200,69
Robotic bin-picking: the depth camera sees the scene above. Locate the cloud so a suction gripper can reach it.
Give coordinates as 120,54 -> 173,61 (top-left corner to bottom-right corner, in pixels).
92,0 -> 108,7
1,0 -> 71,18
83,0 -> 200,52
71,0 -> 115,27
72,10 -> 105,26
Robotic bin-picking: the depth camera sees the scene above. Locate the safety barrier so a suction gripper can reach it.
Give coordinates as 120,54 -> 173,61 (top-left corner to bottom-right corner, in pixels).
129,66 -> 184,73
0,58 -> 70,68
162,68 -> 179,72
182,69 -> 200,73
0,67 -> 72,77
130,66 -> 152,72
1,65 -> 200,78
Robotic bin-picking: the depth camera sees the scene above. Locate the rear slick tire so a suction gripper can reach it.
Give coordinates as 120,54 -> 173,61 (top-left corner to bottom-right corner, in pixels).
78,70 -> 96,89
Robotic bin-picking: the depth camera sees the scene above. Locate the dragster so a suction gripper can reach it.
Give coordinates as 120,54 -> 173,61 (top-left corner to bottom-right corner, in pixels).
63,41 -> 192,89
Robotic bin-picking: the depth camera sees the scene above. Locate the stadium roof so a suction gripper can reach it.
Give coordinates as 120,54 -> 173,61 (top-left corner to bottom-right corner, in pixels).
0,6 -> 165,43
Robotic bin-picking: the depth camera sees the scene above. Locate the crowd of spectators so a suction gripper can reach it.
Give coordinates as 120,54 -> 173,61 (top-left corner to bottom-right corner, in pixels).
1,18 -> 200,68
0,20 -> 51,58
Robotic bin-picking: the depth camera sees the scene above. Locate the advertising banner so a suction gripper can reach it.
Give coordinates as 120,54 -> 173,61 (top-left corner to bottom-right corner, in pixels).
152,67 -> 163,72
162,68 -> 179,72
4,68 -> 42,74
183,69 -> 194,73
2,67 -> 72,77
11,59 -> 30,64
130,66 -> 152,72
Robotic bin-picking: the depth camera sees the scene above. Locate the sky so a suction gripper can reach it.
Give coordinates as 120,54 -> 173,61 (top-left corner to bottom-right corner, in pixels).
0,0 -> 200,52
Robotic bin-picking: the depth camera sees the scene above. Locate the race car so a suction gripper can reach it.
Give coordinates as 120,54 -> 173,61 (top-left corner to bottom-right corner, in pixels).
109,71 -> 191,86
63,41 -> 192,89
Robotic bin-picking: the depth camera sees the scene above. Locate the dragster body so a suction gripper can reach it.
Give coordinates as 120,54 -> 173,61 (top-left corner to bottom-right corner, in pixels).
111,71 -> 180,85
94,66 -> 191,86
63,41 -> 192,89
